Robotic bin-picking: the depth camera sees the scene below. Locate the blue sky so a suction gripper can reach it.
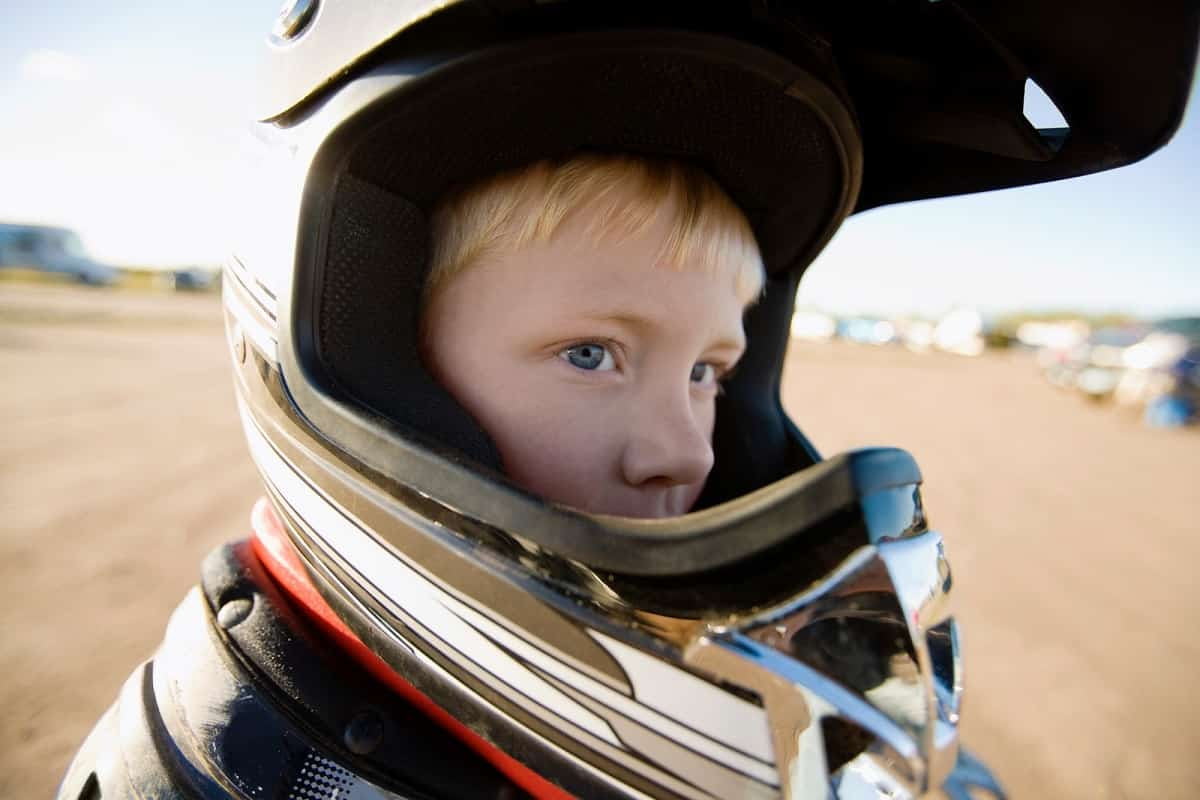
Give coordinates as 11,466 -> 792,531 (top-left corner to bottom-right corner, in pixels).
800,98 -> 1200,318
1,2 -> 1196,317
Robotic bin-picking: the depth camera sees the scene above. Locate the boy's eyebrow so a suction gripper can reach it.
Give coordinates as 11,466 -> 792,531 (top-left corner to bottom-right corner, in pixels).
576,310 -> 654,330
574,310 -> 746,353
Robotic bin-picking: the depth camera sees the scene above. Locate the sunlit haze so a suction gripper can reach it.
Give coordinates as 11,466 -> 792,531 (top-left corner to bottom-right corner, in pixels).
2,2 -> 1196,316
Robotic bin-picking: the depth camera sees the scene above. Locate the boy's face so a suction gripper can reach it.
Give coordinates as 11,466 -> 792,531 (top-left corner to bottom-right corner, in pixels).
423,198 -> 749,518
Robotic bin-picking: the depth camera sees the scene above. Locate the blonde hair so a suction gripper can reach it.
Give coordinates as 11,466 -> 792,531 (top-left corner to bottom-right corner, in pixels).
422,153 -> 765,310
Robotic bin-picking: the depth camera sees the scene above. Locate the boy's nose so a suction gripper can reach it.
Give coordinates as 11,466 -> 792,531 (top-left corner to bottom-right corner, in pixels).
620,395 -> 714,490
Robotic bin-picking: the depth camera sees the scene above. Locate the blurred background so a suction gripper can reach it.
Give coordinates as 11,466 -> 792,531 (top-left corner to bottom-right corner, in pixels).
1,2 -> 1197,798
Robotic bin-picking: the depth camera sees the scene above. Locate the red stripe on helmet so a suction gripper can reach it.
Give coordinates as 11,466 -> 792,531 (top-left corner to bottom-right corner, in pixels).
249,497 -> 576,800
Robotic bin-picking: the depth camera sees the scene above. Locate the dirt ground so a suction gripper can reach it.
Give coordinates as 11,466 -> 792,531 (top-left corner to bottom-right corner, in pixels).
2,283 -> 1197,798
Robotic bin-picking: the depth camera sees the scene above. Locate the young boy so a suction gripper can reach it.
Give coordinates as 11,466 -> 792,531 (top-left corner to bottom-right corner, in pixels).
420,152 -> 764,518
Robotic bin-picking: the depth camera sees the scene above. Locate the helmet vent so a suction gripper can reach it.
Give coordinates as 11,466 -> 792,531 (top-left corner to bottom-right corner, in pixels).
1023,77 -> 1070,153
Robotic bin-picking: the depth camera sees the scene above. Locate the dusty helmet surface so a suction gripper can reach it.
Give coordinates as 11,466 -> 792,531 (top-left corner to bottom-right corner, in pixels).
222,2 -> 1198,798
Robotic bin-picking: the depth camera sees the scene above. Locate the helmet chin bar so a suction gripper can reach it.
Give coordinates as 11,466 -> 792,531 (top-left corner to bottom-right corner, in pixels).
685,531 -> 958,800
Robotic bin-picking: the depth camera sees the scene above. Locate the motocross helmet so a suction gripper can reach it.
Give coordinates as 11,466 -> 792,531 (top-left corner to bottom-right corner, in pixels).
224,2 -> 1198,798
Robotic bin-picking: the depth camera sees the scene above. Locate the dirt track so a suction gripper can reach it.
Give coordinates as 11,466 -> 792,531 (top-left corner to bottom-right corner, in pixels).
2,284 -> 1197,798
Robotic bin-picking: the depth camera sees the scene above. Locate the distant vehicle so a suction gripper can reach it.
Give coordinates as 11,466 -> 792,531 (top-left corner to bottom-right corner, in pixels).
1069,326 -> 1149,399
789,309 -> 837,341
1039,324 -> 1141,395
837,317 -> 896,345
1150,316 -> 1200,344
171,267 -> 220,291
0,223 -> 117,285
1020,320 -> 1090,352
894,318 -> 935,352
933,307 -> 986,356
1114,317 -> 1200,422
1040,319 -> 1200,405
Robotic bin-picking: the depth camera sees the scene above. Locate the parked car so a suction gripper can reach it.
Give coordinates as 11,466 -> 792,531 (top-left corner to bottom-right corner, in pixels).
837,317 -> 896,345
171,267 -> 220,291
933,307 -> 987,356
1114,317 -> 1200,423
1041,325 -> 1148,399
0,223 -> 117,285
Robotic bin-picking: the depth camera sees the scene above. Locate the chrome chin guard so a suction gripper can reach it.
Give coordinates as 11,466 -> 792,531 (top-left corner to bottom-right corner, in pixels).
686,531 -> 960,799
269,464 -> 1003,800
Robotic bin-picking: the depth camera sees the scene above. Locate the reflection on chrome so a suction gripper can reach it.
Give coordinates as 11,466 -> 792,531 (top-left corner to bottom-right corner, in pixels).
684,530 -> 1003,799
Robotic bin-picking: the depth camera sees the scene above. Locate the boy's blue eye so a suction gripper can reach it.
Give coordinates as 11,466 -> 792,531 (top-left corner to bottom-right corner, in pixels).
691,362 -> 717,386
561,343 -> 614,371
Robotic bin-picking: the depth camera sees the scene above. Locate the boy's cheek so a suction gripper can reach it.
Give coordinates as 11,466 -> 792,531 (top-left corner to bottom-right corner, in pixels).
495,427 -> 617,507
499,393 -> 623,457
491,397 -> 626,483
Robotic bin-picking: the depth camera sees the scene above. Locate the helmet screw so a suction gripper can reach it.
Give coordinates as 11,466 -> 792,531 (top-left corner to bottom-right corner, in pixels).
233,328 -> 246,364
217,597 -> 253,629
343,710 -> 384,755
271,0 -> 318,43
